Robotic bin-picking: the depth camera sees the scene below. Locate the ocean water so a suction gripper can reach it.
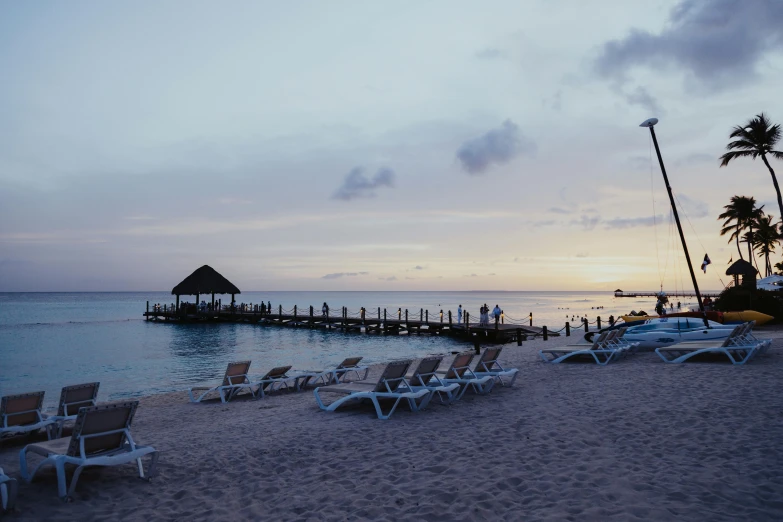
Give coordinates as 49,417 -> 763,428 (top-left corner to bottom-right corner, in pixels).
0,291 -> 684,408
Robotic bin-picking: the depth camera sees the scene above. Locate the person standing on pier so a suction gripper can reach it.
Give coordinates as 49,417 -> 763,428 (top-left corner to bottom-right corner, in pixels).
322,302 -> 329,316
492,304 -> 501,325
457,304 -> 463,324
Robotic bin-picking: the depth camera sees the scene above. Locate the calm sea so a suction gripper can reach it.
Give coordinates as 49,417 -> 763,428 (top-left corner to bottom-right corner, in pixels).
0,291 -> 683,408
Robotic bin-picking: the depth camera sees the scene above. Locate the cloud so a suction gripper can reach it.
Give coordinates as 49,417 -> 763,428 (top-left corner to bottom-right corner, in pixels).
548,207 -> 572,214
456,120 -> 536,175
475,48 -> 508,60
414,265 -> 424,270
603,215 -> 663,229
677,194 -> 709,218
575,253 -> 589,258
321,272 -> 368,279
623,86 -> 662,114
594,0 -> 783,90
571,215 -> 601,231
377,276 -> 397,281
332,167 -> 395,201
675,153 -> 713,166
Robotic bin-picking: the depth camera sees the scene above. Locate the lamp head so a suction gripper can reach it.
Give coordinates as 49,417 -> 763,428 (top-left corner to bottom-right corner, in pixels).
639,118 -> 659,128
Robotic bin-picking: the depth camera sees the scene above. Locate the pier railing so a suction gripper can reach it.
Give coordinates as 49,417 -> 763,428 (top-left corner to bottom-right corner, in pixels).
143,301 -> 657,344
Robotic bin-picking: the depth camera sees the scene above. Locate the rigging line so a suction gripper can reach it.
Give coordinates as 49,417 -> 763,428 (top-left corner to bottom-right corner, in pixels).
671,191 -> 726,288
649,134 -> 663,286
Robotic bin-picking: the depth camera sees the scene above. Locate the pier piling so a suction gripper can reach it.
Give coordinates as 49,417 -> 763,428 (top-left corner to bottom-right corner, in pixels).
566,321 -> 570,336
543,326 -> 548,341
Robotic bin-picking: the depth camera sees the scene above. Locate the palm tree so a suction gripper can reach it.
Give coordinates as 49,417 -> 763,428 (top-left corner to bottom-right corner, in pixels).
720,113 -> 783,220
718,196 -> 761,260
752,214 -> 780,276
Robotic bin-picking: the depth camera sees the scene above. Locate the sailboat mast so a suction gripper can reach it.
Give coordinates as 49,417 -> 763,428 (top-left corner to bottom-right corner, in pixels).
641,119 -> 705,313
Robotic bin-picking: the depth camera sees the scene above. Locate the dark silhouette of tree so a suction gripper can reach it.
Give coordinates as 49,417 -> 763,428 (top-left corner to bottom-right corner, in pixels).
752,214 -> 780,277
718,196 -> 761,260
720,113 -> 783,220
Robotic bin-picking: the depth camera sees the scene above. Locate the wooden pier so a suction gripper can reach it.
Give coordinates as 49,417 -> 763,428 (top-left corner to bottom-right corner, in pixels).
143,304 -> 553,344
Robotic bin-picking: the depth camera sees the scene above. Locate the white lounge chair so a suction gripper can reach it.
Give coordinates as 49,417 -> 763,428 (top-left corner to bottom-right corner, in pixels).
539,331 -> 623,365
0,466 -> 17,513
314,360 -> 431,420
188,361 -> 257,403
255,366 -> 295,397
50,382 -> 100,438
655,332 -> 761,365
733,321 -> 772,354
294,357 -> 370,388
472,347 -> 519,386
405,357 -> 461,406
19,401 -> 158,500
1,391 -> 57,441
435,353 -> 496,399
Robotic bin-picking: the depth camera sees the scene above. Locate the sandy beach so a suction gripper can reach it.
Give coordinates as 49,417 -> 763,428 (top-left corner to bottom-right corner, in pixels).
2,331 -> 783,521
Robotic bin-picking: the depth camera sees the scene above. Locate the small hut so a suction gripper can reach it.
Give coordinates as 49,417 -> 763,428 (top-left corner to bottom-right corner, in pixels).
172,265 -> 241,310
726,259 -> 758,289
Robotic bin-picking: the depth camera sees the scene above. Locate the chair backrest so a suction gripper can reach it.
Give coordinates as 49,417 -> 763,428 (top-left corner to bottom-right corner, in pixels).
223,361 -> 251,386
476,347 -> 502,371
373,360 -> 412,392
58,382 -> 100,417
444,353 -> 474,379
602,330 -> 619,347
721,324 -> 743,347
592,331 -> 609,349
0,391 -> 44,427
66,401 -> 138,458
261,365 -> 292,380
337,357 -> 363,369
410,357 -> 443,386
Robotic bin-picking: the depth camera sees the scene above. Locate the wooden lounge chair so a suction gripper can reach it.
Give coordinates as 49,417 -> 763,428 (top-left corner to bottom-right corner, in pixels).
471,347 -> 519,386
255,366 -> 295,397
19,401 -> 158,500
0,466 -> 17,513
294,357 -> 370,388
51,382 -> 100,438
314,360 -> 431,420
655,332 -> 761,365
539,331 -> 623,365
405,357 -> 461,406
188,361 -> 257,403
435,353 -> 496,399
1,391 -> 57,441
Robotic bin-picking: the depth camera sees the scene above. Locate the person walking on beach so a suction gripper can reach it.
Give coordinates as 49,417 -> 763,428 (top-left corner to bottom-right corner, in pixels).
457,304 -> 463,325
492,304 -> 501,326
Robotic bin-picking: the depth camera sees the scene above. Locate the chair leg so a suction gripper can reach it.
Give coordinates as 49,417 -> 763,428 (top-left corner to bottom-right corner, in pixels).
55,458 -> 68,499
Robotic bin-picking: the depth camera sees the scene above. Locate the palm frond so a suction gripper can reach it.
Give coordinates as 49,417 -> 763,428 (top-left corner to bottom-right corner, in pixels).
720,150 -> 756,167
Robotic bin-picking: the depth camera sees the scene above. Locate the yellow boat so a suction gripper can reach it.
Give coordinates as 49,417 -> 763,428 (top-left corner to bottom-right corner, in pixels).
722,310 -> 774,325
621,310 -> 774,326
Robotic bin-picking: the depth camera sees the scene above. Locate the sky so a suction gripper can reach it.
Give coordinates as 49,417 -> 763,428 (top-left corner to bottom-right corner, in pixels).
1,0 -> 783,292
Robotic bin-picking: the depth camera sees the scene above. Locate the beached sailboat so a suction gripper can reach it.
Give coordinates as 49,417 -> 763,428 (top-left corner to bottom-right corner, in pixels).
616,119 -> 769,343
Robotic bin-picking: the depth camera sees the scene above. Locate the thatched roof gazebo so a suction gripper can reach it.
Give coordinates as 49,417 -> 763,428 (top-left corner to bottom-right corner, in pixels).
172,265 -> 240,309
726,259 -> 758,289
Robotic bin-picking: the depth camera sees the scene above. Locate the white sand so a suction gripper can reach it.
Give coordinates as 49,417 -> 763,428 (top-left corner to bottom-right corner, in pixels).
2,330 -> 783,521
